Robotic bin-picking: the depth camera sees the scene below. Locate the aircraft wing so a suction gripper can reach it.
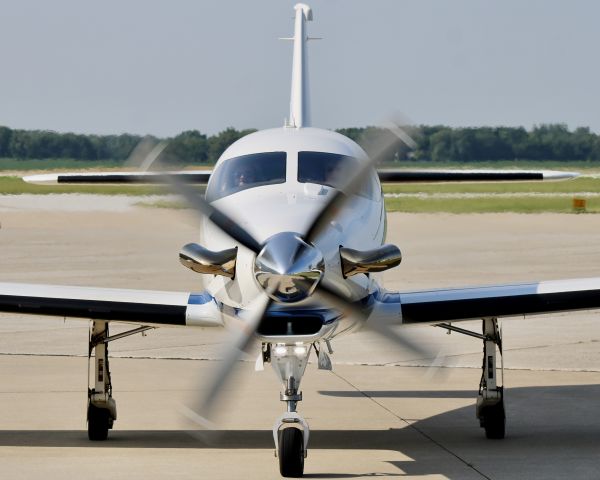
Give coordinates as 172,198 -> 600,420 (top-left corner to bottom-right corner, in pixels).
23,171 -> 212,185
0,282 -> 222,327
377,169 -> 578,183
380,277 -> 600,325
23,169 -> 577,186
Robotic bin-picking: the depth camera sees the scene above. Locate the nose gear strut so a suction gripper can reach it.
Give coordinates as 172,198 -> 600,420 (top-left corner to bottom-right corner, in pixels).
267,343 -> 312,477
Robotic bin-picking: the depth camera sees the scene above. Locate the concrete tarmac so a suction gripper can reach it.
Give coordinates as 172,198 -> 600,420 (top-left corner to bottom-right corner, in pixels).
1,196 -> 600,479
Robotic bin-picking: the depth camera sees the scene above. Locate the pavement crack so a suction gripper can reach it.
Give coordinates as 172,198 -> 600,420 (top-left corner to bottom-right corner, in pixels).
331,370 -> 493,480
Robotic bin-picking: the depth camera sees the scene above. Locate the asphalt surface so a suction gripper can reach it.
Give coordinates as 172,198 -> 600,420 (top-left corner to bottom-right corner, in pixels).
0,198 -> 600,479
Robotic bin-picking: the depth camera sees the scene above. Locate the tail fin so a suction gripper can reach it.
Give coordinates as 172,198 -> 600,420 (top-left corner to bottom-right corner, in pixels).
287,3 -> 313,128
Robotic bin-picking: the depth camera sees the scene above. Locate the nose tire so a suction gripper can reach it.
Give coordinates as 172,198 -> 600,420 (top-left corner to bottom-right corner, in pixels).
278,427 -> 305,477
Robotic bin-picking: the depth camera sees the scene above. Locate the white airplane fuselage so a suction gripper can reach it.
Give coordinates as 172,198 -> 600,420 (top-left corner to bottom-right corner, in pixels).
202,127 -> 386,343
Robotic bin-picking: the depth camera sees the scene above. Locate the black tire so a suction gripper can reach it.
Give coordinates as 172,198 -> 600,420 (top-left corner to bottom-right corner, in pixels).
482,401 -> 506,439
278,427 -> 304,478
88,404 -> 110,441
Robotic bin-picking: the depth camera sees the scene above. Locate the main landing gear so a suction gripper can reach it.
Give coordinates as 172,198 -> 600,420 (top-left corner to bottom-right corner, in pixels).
88,321 -> 116,441
87,321 -> 153,441
476,318 -> 505,439
438,317 -> 505,439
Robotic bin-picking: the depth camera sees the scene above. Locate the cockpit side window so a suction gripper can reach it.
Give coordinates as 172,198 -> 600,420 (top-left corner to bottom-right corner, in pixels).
205,152 -> 286,201
297,151 -> 374,198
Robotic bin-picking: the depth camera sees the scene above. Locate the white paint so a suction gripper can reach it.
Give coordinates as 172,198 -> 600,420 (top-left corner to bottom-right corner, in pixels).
537,277 -> 600,294
399,277 -> 600,305
185,302 -> 224,328
288,3 -> 312,128
0,282 -> 190,305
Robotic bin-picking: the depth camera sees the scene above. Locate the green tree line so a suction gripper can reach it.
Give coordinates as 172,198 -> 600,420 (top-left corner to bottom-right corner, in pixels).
0,126 -> 256,164
2,123 -> 600,164
338,124 -> 600,163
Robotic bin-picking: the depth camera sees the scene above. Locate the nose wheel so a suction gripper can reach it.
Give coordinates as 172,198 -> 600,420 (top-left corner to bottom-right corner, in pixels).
273,411 -> 309,478
278,427 -> 305,477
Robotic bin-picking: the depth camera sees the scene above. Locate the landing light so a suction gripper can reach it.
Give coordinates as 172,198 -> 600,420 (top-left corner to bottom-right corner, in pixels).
274,345 -> 288,356
273,344 -> 308,357
294,346 -> 307,356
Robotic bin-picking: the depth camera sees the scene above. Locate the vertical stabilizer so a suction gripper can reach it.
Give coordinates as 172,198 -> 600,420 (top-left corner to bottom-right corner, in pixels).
288,3 -> 312,128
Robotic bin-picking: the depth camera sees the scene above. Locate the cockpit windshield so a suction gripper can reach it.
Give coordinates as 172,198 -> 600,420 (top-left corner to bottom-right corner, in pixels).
297,151 -> 374,197
205,152 -> 286,201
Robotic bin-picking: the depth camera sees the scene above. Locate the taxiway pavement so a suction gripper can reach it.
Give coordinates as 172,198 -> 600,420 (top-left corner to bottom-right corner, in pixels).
0,196 -> 599,479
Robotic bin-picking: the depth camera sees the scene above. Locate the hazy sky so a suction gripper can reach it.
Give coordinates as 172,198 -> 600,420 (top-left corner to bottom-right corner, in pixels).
1,0 -> 599,137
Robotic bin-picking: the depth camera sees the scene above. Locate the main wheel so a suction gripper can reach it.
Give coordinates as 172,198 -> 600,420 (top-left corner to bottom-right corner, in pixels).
482,401 -> 506,439
88,403 -> 110,441
278,427 -> 304,478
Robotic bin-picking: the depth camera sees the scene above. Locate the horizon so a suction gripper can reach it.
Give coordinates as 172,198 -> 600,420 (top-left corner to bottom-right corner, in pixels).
0,122 -> 596,139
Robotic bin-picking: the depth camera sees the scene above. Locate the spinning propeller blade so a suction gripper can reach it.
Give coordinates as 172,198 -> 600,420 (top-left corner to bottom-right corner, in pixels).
304,116 -> 417,243
160,173 -> 263,254
183,294 -> 273,423
138,140 -> 263,254
313,282 -> 431,360
302,116 -> 436,358
131,126 -> 437,423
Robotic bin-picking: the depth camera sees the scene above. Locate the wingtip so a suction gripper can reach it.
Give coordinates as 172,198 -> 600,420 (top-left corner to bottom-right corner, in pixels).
22,173 -> 59,185
541,170 -> 580,181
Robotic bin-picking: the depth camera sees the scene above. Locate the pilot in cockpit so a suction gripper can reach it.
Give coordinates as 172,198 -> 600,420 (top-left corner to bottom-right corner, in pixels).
233,165 -> 256,187
323,160 -> 344,188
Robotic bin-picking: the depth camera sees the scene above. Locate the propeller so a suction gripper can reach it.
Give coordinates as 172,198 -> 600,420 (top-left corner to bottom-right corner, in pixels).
181,293 -> 273,424
301,116 -> 432,360
134,118 -> 435,425
136,141 -> 262,252
304,115 -> 417,243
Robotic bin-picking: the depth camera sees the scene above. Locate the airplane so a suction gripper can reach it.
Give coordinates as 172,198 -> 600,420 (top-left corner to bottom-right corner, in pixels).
8,3 -> 600,477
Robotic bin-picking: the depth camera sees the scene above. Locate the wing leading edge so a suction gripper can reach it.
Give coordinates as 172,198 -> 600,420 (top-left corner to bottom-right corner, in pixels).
2,278 -> 599,329
23,171 -> 212,185
23,169 -> 577,185
377,169 -> 578,183
384,277 -> 600,324
0,283 -> 222,327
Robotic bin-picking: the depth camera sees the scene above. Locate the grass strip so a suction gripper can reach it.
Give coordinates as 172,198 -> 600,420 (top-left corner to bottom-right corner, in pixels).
0,176 -> 166,195
383,176 -> 600,195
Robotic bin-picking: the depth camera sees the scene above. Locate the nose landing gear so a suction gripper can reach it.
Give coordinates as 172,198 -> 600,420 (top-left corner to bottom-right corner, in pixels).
267,343 -> 312,477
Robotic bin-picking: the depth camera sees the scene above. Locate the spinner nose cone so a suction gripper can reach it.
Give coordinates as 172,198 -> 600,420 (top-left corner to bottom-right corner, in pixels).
254,232 -> 324,303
